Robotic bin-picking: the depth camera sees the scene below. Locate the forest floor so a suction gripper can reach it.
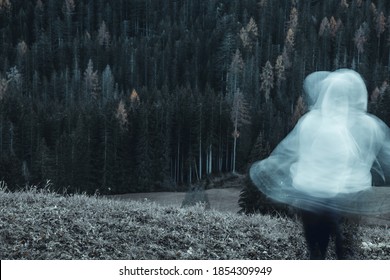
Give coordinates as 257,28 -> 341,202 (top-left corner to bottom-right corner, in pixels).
1,186 -> 389,260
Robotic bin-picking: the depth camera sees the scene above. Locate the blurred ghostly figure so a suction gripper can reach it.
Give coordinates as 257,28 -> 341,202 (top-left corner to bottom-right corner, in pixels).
250,69 -> 390,259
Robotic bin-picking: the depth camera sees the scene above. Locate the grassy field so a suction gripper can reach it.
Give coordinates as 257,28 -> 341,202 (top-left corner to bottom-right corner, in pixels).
0,187 -> 389,260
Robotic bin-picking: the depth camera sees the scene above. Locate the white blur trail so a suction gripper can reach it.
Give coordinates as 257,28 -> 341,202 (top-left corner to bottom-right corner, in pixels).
250,69 -> 390,215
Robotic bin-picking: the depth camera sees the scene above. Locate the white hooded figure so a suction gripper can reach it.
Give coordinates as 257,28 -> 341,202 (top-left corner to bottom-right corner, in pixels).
250,69 -> 390,215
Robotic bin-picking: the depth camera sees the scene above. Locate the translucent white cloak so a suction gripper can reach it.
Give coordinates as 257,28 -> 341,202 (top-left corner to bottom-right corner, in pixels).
250,69 -> 390,215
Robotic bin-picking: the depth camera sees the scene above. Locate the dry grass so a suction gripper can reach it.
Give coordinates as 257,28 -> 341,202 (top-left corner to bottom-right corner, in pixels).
0,187 -> 389,260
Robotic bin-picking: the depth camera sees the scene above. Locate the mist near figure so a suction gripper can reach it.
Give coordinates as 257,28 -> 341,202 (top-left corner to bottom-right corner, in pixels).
250,69 -> 390,215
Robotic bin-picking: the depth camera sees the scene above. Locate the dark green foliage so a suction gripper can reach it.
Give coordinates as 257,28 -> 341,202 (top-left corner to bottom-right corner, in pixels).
238,174 -> 294,217
135,104 -> 154,192
1,0 -> 390,194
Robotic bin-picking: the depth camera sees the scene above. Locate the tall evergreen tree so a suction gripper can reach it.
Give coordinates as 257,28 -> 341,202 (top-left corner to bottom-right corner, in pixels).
230,88 -> 251,173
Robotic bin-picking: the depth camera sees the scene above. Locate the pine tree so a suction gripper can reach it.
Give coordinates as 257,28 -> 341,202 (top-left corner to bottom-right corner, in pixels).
6,66 -> 22,94
260,61 -> 274,102
217,32 -> 238,93
354,22 -> 369,65
319,17 -> 330,37
83,59 -> 100,102
115,100 -> 128,130
101,64 -> 115,105
375,11 -> 386,61
239,17 -> 258,53
329,16 -> 342,38
71,56 -> 81,104
130,89 -> 140,111
282,6 -> 299,69
16,41 -> 28,69
136,104 -> 153,192
275,55 -> 285,91
248,130 -> 270,164
98,21 -> 111,48
62,0 -> 75,44
230,88 -> 251,173
227,49 -> 244,101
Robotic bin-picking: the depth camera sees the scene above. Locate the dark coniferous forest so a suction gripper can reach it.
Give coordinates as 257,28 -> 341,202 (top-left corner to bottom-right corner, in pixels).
1,0 -> 390,195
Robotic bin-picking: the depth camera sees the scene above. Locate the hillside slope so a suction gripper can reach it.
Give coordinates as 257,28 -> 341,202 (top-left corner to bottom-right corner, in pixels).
0,188 -> 389,260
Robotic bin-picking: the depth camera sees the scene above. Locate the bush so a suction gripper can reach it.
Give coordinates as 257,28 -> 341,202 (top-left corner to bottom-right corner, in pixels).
238,174 -> 295,217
